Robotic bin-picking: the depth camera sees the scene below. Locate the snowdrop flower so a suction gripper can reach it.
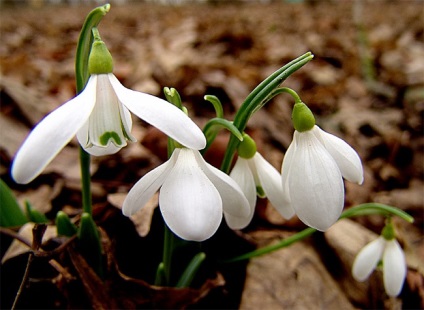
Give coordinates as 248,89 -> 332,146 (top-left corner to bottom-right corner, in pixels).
11,34 -> 205,184
281,102 -> 363,231
227,134 -> 294,229
352,222 -> 406,297
122,147 -> 250,242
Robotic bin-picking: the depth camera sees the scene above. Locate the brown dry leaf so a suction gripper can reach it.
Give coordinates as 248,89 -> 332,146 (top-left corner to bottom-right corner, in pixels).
44,145 -> 91,181
0,112 -> 31,159
68,245 -> 119,310
115,269 -> 225,309
324,219 -> 381,306
108,192 -> 158,237
2,223 -> 57,263
374,179 -> 424,212
17,181 -> 63,215
65,230 -> 226,309
0,75 -> 52,126
239,230 -> 355,310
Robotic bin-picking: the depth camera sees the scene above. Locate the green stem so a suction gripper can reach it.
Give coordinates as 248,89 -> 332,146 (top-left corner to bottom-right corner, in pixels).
176,252 -> 206,288
75,4 -> 110,215
79,147 -> 92,214
202,118 -> 243,154
224,203 -> 413,263
204,95 -> 224,119
340,203 -> 414,223
250,87 -> 303,116
225,227 -> 316,263
154,262 -> 166,286
220,52 -> 314,173
162,223 -> 175,285
264,87 -> 302,106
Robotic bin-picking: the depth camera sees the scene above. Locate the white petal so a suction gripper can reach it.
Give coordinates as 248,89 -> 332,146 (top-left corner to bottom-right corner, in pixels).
122,149 -> 180,216
383,239 -> 406,297
281,135 -> 296,206
313,126 -> 364,184
288,131 -> 344,231
108,74 -> 206,150
193,150 -> 250,219
11,76 -> 97,184
352,236 -> 385,282
254,153 -> 294,219
118,99 -> 137,143
226,157 -> 256,229
159,148 -> 222,241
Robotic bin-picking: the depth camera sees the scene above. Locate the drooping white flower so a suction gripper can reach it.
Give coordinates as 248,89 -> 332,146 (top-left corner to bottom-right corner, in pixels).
281,125 -> 363,231
122,147 -> 250,242
281,100 -> 363,232
227,135 -> 294,229
352,236 -> 406,297
12,36 -> 206,187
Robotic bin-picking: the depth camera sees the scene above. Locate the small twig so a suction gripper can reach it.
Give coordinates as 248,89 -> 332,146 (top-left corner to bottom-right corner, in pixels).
11,251 -> 34,309
11,224 -> 46,309
0,226 -> 77,259
49,259 -> 75,282
34,235 -> 77,259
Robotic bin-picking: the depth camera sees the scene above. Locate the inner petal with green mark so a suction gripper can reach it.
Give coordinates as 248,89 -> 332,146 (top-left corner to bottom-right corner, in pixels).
87,74 -> 134,148
99,131 -> 122,146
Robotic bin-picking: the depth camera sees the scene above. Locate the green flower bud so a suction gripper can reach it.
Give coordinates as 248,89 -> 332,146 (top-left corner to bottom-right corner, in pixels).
88,40 -> 113,74
292,102 -> 315,132
238,133 -> 257,159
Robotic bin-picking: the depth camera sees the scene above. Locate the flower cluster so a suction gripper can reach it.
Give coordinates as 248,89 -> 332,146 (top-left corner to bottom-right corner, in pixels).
11,28 -> 364,242
6,6 -> 413,303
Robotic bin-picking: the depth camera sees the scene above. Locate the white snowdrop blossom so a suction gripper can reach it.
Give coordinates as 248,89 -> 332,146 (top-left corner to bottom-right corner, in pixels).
352,236 -> 406,297
228,152 -> 294,230
11,73 -> 206,184
281,125 -> 363,231
12,33 -> 206,184
122,147 -> 250,242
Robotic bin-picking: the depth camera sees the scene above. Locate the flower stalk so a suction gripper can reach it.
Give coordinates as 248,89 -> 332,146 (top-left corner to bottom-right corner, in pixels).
75,5 -> 111,215
224,203 -> 413,263
221,52 -> 314,173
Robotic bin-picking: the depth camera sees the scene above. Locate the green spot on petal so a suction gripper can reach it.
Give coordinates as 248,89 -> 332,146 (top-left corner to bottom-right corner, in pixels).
99,131 -> 122,146
256,186 -> 266,198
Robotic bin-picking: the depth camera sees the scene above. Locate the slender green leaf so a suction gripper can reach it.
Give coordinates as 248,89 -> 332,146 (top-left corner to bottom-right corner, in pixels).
25,200 -> 49,224
0,179 -> 28,227
176,252 -> 206,288
202,118 -> 243,153
56,211 -> 77,237
75,3 -> 111,94
78,212 -> 103,276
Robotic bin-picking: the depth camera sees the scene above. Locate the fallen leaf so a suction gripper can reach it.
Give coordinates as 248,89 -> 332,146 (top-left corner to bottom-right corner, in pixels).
2,222 -> 57,263
108,192 -> 158,237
